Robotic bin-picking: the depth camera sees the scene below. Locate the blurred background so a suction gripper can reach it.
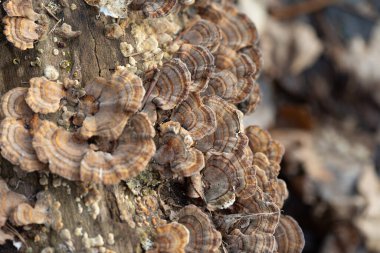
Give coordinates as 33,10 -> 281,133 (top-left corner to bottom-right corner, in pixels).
238,0 -> 380,252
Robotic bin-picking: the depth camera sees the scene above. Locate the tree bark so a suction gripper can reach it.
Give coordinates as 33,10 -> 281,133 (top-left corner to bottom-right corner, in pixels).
0,1 -> 143,252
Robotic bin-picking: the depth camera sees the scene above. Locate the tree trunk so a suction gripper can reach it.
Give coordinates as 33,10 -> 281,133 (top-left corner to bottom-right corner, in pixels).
0,1 -> 145,252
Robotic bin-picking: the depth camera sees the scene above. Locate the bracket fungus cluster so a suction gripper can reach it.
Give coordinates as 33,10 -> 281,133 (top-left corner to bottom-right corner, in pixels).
2,0 -> 48,50
0,0 -> 305,252
0,69 -> 156,185
142,1 -> 303,252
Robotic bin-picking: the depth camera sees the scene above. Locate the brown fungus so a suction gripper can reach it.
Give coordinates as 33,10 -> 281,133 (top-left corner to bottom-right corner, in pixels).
0,87 -> 33,119
180,19 -> 221,53
253,153 -> 289,207
80,70 -> 144,140
154,121 -> 204,177
3,0 -> 40,21
239,44 -> 263,79
177,205 -> 222,252
0,179 -> 27,227
0,118 -> 44,172
172,93 -> 216,141
25,77 -> 65,114
146,58 -> 191,110
204,70 -> 238,100
148,222 -> 190,253
196,96 -> 244,153
201,141 -> 255,209
3,16 -> 43,50
142,0 -> 178,18
245,126 -> 285,165
246,125 -> 272,153
226,229 -> 278,253
274,215 -> 305,253
214,46 -> 256,79
202,152 -> 246,210
80,113 -> 156,184
10,191 -> 62,229
32,120 -> 89,181
0,1 -> 304,252
266,140 -> 286,165
237,82 -> 261,114
11,203 -> 43,226
201,3 -> 258,50
234,190 -> 281,235
174,44 -> 215,92
54,23 -> 82,39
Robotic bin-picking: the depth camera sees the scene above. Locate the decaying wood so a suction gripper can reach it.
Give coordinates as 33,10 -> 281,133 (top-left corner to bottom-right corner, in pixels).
0,1 -> 141,252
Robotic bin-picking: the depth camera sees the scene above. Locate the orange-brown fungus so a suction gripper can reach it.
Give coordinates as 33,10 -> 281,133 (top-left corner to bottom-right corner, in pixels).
33,120 -> 89,181
275,215 -> 305,253
142,0 -> 178,18
80,113 -> 156,184
148,222 -> 190,253
0,118 -> 43,172
196,96 -> 244,153
147,58 -> 191,110
25,77 -> 65,114
80,70 -> 145,140
0,179 -> 27,227
154,121 -> 204,177
3,16 -> 43,50
172,93 -> 216,141
3,0 -> 40,21
177,205 -> 222,252
0,87 -> 33,120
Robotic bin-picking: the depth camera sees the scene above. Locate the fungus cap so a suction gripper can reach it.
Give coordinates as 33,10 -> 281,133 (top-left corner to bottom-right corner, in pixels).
25,77 -> 65,114
226,229 -> 278,253
0,87 -> 33,119
3,0 -> 39,21
148,222 -> 190,253
80,70 -> 144,140
148,58 -> 191,110
32,120 -> 89,181
143,0 -> 178,18
204,70 -> 238,100
80,113 -> 156,184
0,118 -> 43,172
3,17 -> 42,50
154,121 -> 204,177
172,93 -> 216,141
177,205 -> 222,252
196,96 -> 244,153
0,179 -> 27,227
275,215 -> 305,253
174,44 -> 215,92
181,19 -> 221,53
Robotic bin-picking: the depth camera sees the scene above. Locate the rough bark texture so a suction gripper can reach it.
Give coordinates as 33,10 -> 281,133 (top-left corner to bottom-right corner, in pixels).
0,1 -> 142,252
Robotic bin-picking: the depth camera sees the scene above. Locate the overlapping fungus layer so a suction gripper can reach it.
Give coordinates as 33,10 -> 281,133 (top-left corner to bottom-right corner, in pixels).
0,0 -> 305,251
2,0 -> 47,50
0,69 -> 156,185
144,1 -> 303,251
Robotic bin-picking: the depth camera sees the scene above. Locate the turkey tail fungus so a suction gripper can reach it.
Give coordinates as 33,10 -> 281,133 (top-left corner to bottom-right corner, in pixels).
0,0 -> 304,252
